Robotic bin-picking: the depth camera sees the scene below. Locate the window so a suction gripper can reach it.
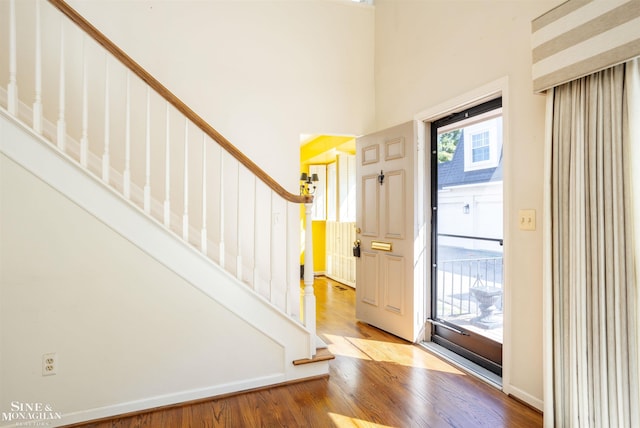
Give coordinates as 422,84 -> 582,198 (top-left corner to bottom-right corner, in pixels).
471,131 -> 490,162
463,116 -> 502,171
309,165 -> 326,220
327,162 -> 337,221
338,154 -> 356,222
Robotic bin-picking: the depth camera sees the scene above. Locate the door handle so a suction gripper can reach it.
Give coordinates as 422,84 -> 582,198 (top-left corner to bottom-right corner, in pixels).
427,319 -> 469,336
352,240 -> 361,258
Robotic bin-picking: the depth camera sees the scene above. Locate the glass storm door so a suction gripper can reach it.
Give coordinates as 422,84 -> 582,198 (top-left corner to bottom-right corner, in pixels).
430,98 -> 504,376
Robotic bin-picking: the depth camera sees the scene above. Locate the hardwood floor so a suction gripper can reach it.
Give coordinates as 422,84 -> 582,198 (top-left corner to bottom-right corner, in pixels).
68,277 -> 542,428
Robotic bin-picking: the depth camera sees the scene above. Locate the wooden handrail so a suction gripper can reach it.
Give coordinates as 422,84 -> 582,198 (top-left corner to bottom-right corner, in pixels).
48,0 -> 311,204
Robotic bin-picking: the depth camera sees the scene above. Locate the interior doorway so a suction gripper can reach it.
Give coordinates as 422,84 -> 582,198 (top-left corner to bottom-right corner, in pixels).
299,135 -> 357,287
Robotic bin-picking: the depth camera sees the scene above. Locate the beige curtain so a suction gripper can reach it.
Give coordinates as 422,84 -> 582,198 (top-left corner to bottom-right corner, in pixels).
547,59 -> 639,427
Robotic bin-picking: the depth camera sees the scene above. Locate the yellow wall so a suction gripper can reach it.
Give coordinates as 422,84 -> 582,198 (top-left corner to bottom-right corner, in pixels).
312,221 -> 326,272
298,204 -> 327,273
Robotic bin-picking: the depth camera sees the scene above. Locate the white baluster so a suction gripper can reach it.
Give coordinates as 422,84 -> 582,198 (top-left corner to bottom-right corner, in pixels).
201,134 -> 208,254
182,119 -> 189,242
236,164 -> 242,280
80,36 -> 89,168
33,0 -> 42,134
253,177 -> 258,289
123,71 -> 131,199
269,194 -> 274,302
57,17 -> 66,150
143,86 -> 151,214
7,0 -> 18,116
285,203 -> 293,317
219,147 -> 225,267
102,55 -> 110,183
303,202 -> 316,356
163,102 -> 171,227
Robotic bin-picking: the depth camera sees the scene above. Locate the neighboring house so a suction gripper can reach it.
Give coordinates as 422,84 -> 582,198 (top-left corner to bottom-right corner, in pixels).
438,116 -> 503,253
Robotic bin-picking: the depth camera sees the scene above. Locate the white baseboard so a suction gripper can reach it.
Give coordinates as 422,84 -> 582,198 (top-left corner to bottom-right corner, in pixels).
56,374 -> 284,427
53,363 -> 329,428
505,383 -> 543,412
324,274 -> 355,288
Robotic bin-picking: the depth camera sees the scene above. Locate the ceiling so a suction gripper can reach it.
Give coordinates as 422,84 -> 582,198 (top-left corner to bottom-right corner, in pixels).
300,135 -> 356,166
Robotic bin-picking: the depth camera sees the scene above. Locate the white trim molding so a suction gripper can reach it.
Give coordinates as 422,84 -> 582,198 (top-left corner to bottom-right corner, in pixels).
414,77 -> 515,398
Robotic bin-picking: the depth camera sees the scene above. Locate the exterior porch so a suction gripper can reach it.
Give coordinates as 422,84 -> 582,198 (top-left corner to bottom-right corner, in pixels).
436,245 -> 503,344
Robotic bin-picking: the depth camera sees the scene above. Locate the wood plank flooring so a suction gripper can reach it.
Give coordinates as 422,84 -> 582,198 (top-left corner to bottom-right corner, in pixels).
67,276 -> 542,428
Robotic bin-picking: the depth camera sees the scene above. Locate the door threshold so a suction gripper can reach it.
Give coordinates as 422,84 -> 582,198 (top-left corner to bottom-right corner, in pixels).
419,342 -> 502,390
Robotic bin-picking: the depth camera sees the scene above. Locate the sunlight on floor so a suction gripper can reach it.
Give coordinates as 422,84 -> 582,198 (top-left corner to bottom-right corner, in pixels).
322,333 -> 464,375
328,412 -> 395,428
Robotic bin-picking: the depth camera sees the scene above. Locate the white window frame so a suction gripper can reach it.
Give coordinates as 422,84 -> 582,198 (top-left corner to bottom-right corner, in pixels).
463,116 -> 502,171
327,162 -> 337,221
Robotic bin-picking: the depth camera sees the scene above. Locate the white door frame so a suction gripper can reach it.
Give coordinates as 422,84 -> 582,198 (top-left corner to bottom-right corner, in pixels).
413,76 -> 512,394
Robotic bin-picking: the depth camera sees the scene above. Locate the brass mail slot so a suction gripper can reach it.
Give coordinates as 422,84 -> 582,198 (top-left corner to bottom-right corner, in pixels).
371,241 -> 392,251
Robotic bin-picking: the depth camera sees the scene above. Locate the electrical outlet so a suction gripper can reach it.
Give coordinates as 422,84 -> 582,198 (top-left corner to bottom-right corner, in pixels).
42,353 -> 57,376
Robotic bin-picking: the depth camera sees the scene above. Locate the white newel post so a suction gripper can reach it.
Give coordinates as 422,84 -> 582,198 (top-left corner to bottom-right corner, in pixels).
303,202 -> 316,356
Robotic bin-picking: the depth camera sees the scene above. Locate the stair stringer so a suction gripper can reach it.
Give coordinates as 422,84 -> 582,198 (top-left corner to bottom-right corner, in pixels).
0,109 -> 328,426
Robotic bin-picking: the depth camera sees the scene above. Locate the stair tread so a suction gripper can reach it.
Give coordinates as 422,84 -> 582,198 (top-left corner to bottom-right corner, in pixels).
292,348 -> 335,366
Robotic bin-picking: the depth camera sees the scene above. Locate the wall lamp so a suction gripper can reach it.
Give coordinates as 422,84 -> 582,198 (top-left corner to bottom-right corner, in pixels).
300,172 -> 319,195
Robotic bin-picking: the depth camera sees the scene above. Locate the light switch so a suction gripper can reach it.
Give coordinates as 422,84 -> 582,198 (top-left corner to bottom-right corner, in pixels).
518,209 -> 536,231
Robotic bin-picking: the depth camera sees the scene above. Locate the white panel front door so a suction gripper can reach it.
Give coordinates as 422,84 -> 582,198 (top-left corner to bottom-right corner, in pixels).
355,122 -> 416,341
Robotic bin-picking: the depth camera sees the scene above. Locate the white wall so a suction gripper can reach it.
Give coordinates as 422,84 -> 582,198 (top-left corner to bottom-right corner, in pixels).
65,0 -> 376,189
373,0 -> 563,408
0,153 -> 283,424
0,112 -> 324,426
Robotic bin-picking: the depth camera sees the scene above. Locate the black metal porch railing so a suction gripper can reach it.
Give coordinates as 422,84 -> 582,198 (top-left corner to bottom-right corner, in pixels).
436,234 -> 503,319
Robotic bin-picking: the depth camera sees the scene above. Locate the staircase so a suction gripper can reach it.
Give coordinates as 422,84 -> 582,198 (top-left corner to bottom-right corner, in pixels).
0,0 -> 323,426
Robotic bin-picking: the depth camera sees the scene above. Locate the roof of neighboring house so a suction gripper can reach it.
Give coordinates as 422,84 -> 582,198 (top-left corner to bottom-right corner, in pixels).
437,132 -> 502,189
